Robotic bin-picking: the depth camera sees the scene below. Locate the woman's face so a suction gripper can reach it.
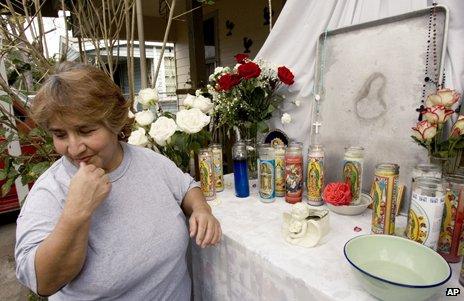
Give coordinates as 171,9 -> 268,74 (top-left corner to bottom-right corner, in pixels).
48,116 -> 122,172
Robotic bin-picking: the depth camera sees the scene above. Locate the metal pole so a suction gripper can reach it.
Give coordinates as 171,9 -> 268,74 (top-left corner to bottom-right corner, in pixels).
136,0 -> 147,88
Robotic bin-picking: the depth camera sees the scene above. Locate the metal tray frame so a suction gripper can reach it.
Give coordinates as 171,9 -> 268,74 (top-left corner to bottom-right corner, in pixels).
312,5 -> 449,215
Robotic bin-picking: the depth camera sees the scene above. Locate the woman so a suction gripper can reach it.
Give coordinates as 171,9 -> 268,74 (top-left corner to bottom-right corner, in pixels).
15,62 -> 221,300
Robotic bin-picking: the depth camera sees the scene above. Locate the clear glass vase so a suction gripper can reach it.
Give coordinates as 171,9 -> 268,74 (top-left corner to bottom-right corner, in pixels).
429,155 -> 459,176
244,138 -> 258,180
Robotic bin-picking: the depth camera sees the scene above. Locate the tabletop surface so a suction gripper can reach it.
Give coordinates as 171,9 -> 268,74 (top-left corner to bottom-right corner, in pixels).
202,174 -> 462,300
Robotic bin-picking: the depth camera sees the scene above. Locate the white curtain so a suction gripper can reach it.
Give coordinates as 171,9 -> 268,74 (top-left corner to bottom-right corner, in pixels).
257,0 -> 463,155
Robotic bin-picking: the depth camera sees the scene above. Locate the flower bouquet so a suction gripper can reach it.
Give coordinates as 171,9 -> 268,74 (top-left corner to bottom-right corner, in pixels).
128,88 -> 211,172
411,88 -> 463,173
207,53 -> 296,138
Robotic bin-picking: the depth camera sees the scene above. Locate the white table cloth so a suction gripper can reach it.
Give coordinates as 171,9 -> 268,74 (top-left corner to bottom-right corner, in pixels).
191,174 -> 462,301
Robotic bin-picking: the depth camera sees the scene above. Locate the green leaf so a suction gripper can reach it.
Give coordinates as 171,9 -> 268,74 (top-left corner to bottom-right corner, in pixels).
0,95 -> 12,104
0,169 -> 7,180
1,178 -> 15,197
257,121 -> 269,134
29,162 -> 50,178
411,136 -> 427,148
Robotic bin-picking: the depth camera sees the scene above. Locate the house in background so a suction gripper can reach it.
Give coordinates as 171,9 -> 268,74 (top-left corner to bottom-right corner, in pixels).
58,0 -> 286,110
174,0 -> 286,102
61,37 -> 179,112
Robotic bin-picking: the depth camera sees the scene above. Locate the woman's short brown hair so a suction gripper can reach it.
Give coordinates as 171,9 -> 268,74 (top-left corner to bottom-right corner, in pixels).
31,62 -> 131,136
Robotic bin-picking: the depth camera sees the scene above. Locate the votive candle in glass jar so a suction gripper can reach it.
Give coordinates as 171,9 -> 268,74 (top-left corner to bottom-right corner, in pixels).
198,148 -> 216,201
232,141 -> 250,198
210,143 -> 224,192
273,144 -> 286,197
343,146 -> 364,205
306,144 -> 324,206
285,142 -> 303,204
406,177 -> 445,250
258,144 -> 275,203
437,176 -> 464,263
371,163 -> 399,235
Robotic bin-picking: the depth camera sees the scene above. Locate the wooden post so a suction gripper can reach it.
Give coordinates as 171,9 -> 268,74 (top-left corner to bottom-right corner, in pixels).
136,0 -> 148,88
186,0 -> 207,89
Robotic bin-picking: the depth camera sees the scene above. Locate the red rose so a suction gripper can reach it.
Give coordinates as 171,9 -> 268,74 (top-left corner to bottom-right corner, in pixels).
238,62 -> 261,79
234,53 -> 249,64
277,66 -> 295,85
322,182 -> 352,206
217,73 -> 241,91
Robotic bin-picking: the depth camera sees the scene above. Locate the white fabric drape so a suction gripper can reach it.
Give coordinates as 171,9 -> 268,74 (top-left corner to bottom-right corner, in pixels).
257,0 -> 463,155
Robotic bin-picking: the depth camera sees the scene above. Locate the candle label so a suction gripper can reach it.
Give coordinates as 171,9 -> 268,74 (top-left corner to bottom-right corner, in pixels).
212,148 -> 224,192
307,156 -> 324,203
285,156 -> 303,203
275,152 -> 286,197
343,160 -> 362,203
438,189 -> 464,259
199,152 -> 215,199
407,192 -> 445,250
371,173 -> 398,235
258,159 -> 275,200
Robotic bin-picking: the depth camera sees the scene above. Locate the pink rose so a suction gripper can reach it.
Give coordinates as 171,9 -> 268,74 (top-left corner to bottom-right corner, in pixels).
426,88 -> 461,108
323,182 -> 352,206
412,120 -> 437,142
451,115 -> 464,137
423,105 -> 454,124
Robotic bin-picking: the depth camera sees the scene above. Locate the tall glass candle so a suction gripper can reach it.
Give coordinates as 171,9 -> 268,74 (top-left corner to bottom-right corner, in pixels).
210,143 -> 224,192
274,144 -> 286,197
258,144 -> 275,203
232,141 -> 250,198
285,142 -> 303,204
406,177 -> 445,250
306,144 -> 324,206
198,148 -> 216,201
438,176 -> 464,262
343,146 -> 364,205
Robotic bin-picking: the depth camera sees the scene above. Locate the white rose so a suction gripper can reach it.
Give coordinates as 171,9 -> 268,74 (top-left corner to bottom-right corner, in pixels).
128,128 -> 148,146
183,94 -> 196,107
281,113 -> 292,124
192,95 -> 214,113
148,116 -> 177,146
176,108 -> 211,134
134,110 -> 155,126
138,88 -> 159,106
214,66 -> 224,74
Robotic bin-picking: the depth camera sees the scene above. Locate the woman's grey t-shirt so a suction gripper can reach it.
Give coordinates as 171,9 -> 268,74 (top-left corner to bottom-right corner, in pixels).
15,143 -> 197,300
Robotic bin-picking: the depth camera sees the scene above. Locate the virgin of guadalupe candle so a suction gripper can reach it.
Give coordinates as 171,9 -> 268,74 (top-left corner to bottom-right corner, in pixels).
198,148 -> 216,201
406,177 -> 445,250
371,163 -> 399,235
343,146 -> 364,205
306,144 -> 324,206
210,143 -> 224,192
285,142 -> 303,204
438,176 -> 464,263
273,144 -> 286,197
258,144 -> 275,203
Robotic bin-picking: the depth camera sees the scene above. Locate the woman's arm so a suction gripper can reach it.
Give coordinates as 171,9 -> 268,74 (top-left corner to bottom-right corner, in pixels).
181,187 -> 222,248
34,163 -> 110,296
